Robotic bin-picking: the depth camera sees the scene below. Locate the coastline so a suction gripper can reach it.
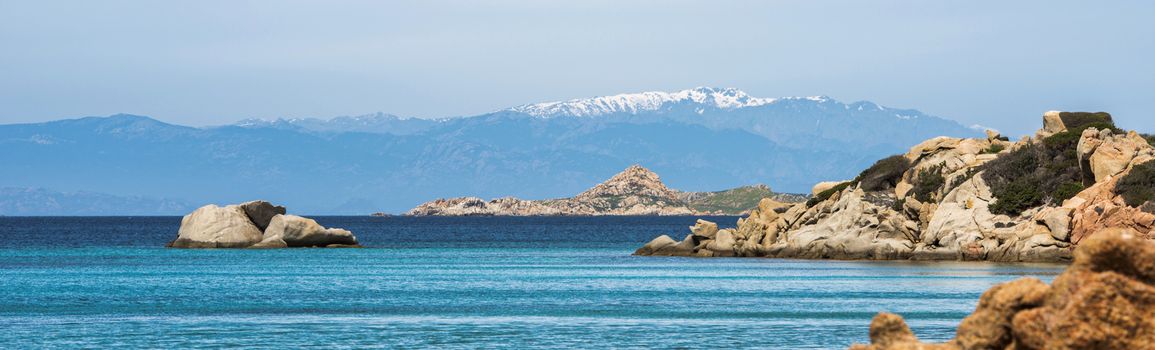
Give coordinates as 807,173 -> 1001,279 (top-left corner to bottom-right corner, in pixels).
636,112 -> 1154,263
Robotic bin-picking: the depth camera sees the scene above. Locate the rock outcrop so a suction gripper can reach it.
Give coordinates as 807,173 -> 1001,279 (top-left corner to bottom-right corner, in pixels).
239,200 -> 286,231
406,165 -> 806,216
636,112 -> 1154,262
849,228 -> 1155,349
167,200 -> 359,248
264,214 -> 359,247
169,204 -> 265,248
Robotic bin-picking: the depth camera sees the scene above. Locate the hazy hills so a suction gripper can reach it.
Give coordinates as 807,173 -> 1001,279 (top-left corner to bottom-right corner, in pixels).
0,87 -> 979,215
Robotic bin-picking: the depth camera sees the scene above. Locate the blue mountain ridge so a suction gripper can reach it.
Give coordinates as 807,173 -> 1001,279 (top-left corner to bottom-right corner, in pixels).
0,88 -> 980,215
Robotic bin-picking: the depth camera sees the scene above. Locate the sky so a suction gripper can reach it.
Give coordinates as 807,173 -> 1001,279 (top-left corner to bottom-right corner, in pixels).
0,0 -> 1152,137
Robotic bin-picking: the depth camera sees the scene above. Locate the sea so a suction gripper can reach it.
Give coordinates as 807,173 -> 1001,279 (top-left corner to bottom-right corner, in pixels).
0,216 -> 1065,349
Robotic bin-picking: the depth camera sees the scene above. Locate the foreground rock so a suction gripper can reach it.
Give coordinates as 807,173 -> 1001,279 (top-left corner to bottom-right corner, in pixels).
637,111 -> 1155,262
167,200 -> 360,248
850,228 -> 1155,349
407,165 -> 806,216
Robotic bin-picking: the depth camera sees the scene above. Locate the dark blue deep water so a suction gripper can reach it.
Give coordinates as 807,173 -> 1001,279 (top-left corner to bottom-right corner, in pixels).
0,216 -> 1064,349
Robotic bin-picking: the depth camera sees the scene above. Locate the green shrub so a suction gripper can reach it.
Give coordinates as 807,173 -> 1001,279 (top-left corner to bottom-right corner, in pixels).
854,155 -> 911,192
1143,134 -> 1155,147
1117,161 -> 1155,208
1058,112 -> 1113,130
807,181 -> 851,207
947,168 -> 979,193
911,164 -> 946,203
988,178 -> 1045,216
981,127 -> 1090,216
982,144 -> 1006,154
1053,182 -> 1085,203
891,197 -> 906,212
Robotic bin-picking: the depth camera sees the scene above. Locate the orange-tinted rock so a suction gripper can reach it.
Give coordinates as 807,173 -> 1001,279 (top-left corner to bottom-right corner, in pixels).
953,278 -> 1048,349
1069,176 -> 1155,245
850,229 -> 1155,350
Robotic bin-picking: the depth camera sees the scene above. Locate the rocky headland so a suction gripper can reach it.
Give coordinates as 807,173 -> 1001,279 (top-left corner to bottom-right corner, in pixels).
406,165 -> 807,216
850,228 -> 1155,349
167,200 -> 360,248
637,112 -> 1155,262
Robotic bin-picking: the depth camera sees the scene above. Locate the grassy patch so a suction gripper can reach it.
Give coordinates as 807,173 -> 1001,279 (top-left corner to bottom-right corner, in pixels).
854,155 -> 911,192
911,164 -> 945,203
1053,182 -> 1085,203
1058,112 -> 1113,130
980,119 -> 1114,216
807,182 -> 851,207
686,185 -> 776,214
988,178 -> 1045,215
1117,161 -> 1155,208
982,144 -> 1006,154
891,197 -> 906,212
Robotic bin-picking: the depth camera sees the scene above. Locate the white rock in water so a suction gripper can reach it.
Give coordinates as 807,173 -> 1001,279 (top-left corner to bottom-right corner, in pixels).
169,204 -> 264,248
264,214 -> 359,247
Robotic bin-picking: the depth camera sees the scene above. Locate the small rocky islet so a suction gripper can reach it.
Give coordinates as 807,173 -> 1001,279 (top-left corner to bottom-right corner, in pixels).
166,200 -> 359,248
637,111 -> 1154,263
406,164 -> 807,216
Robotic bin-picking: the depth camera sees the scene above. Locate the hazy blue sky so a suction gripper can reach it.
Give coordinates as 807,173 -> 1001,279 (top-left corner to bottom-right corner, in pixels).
0,0 -> 1151,136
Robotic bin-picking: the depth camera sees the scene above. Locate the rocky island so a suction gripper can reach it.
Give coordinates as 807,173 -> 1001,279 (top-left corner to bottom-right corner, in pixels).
637,112 -> 1155,262
406,165 -> 807,216
167,200 -> 360,248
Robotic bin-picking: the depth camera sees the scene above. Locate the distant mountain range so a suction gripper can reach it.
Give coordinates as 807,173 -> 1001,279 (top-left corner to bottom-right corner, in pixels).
0,187 -> 192,216
0,87 -> 980,215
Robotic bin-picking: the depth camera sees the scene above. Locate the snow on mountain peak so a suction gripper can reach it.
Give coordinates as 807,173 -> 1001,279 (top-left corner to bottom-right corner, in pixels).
509,87 -> 778,117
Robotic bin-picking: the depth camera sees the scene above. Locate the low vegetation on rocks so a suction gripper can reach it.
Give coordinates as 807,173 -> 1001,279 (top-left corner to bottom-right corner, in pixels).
683,184 -> 796,214
1117,160 -> 1155,209
981,118 -> 1115,216
1057,111 -> 1113,129
807,181 -> 851,207
854,155 -> 911,192
637,110 -> 1155,263
981,143 -> 1005,154
910,164 -> 945,203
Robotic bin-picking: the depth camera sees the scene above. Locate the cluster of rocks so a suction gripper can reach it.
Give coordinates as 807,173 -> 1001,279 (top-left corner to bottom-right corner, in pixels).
167,200 -> 359,248
407,165 -> 800,216
850,228 -> 1155,349
637,112 -> 1154,262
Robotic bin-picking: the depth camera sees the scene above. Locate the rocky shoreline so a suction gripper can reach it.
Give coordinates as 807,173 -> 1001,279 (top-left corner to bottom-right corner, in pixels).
851,228 -> 1155,349
637,111 -> 1155,262
167,200 -> 360,248
406,165 -> 806,216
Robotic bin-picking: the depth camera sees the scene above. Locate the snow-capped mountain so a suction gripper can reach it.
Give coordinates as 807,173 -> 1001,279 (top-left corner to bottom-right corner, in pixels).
509,87 -> 864,118
502,87 -> 969,153
509,87 -> 787,117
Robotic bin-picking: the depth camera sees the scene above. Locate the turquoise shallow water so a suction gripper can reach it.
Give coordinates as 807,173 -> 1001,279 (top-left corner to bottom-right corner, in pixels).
0,216 -> 1064,349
